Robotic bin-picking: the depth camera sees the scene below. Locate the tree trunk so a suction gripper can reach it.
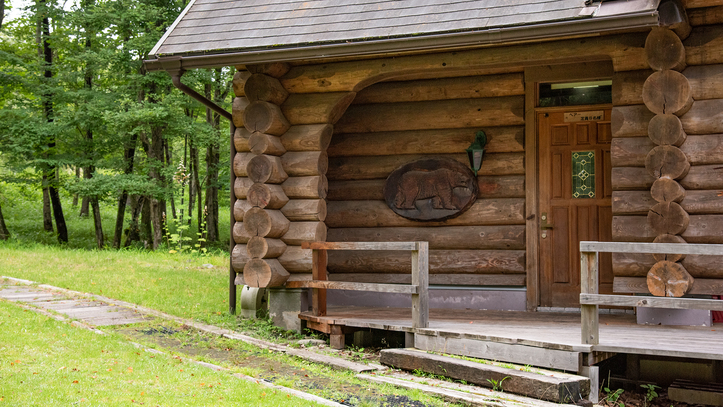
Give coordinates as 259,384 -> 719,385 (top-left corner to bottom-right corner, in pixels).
80,197 -> 89,217
205,141 -> 219,242
112,133 -> 137,249
140,193 -> 152,248
72,167 -> 80,206
42,174 -> 53,232
40,2 -> 67,243
149,127 -> 164,250
189,143 -> 198,225
0,200 -> 10,240
123,195 -> 144,248
166,141 -> 177,219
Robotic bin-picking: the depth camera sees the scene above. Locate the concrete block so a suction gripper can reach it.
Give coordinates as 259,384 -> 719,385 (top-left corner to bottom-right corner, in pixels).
267,288 -> 308,333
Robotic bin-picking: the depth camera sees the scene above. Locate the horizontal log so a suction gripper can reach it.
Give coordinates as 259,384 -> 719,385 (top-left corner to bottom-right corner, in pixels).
232,97 -> 249,128
232,71 -> 251,97
684,64 -> 723,100
642,70 -> 693,116
246,62 -> 290,78
688,5 -> 723,26
613,276 -> 723,295
234,127 -> 251,152
244,258 -> 290,288
234,199 -> 253,221
684,0 -> 723,9
247,236 -> 287,259
685,25 -> 723,66
281,151 -> 328,177
645,145 -> 690,179
648,114 -> 686,146
234,177 -> 254,199
243,207 -> 290,238
232,222 -> 252,244
248,132 -> 286,156
614,252 -> 723,278
297,280 -> 418,294
611,105 -> 654,138
281,221 -> 327,246
327,273 -> 526,286
279,33 -> 647,93
326,199 -> 525,228
645,27 -> 686,71
247,183 -> 289,209
233,153 -> 254,177
278,245 -> 312,273
244,101 -> 290,136
281,92 -> 356,125
352,73 -> 525,104
612,215 -> 723,243
334,96 -> 524,134
611,135 -> 723,166
328,225 -> 526,250
326,249 -> 525,274
379,66 -> 522,83
328,153 -> 524,181
244,73 -> 289,105
328,126 -> 524,157
612,70 -> 650,106
611,167 -> 655,190
327,175 -> 525,201
280,124 -> 333,151
302,241 -> 422,251
681,99 -> 723,134
231,244 -> 249,273
247,154 -> 288,184
281,199 -> 327,221
679,165 -> 723,189
611,188 -> 723,215
611,165 -> 723,190
282,176 -> 328,199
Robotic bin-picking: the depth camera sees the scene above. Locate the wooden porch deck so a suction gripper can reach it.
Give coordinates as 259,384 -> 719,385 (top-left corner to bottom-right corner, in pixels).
300,306 -> 723,371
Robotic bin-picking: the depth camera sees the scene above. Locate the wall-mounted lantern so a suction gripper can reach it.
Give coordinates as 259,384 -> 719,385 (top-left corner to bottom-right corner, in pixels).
466,130 -> 487,176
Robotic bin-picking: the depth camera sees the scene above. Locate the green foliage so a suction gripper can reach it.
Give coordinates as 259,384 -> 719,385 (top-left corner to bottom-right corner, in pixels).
0,0 -> 233,249
641,383 -> 660,406
486,376 -> 508,392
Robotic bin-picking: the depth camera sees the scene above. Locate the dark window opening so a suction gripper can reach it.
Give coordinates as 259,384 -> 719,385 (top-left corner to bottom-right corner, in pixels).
538,80 -> 612,107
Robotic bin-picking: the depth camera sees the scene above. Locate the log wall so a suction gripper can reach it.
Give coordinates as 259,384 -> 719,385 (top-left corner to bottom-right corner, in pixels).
611,14 -> 723,295
327,71 -> 527,287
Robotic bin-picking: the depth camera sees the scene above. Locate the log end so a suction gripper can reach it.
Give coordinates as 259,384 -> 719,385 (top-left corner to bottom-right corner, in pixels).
647,260 -> 693,297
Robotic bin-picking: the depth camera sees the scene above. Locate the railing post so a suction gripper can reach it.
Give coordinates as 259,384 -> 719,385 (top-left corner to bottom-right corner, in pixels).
312,248 -> 327,316
411,241 -> 429,330
580,250 -> 599,345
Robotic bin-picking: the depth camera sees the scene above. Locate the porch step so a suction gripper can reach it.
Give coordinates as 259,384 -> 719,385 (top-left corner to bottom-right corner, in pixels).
380,348 -> 589,403
358,371 -> 582,407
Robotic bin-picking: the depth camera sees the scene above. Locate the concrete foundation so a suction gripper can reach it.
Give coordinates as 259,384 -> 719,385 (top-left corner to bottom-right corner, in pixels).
268,288 -> 309,332
327,288 -> 526,311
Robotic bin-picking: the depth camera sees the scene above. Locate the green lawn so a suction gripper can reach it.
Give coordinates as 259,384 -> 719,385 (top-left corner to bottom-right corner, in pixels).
0,300 -> 318,406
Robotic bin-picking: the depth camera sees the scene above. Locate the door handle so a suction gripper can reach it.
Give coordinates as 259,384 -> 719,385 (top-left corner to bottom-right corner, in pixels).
540,213 -> 554,230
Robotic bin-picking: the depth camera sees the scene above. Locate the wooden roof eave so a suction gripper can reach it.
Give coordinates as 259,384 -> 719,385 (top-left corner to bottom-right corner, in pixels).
144,10 -> 662,72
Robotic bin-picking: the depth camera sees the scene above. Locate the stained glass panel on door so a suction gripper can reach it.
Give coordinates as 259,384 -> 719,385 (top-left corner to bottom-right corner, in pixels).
572,151 -> 595,199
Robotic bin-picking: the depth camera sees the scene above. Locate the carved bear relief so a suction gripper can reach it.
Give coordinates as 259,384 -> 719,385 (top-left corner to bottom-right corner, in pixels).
384,158 -> 478,221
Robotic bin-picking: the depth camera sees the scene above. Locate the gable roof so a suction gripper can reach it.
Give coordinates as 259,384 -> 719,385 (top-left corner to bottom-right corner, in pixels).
146,0 -> 663,70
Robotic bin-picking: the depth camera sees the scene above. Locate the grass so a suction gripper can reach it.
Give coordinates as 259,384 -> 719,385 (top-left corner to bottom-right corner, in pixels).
0,179 -> 231,251
0,300 -> 318,406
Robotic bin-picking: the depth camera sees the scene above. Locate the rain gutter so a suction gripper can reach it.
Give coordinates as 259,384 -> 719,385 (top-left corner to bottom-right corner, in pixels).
144,10 -> 661,72
158,56 -> 232,121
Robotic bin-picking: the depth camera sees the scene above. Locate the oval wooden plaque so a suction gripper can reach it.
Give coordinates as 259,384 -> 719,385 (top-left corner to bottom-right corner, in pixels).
383,158 -> 478,221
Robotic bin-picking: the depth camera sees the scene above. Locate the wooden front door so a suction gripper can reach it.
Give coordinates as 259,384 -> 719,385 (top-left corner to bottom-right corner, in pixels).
538,107 -> 613,308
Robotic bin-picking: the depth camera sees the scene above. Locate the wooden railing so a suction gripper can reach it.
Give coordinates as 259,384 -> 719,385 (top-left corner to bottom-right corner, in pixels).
299,241 -> 429,329
580,241 -> 723,345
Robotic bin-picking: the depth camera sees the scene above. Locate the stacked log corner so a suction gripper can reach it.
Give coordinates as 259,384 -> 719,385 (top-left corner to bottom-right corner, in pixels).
232,66 -> 332,287
612,20 -> 723,297
643,27 -> 693,297
232,68 -> 289,288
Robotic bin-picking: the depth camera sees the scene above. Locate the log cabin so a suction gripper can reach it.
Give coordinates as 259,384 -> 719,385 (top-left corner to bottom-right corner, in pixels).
146,0 -> 723,399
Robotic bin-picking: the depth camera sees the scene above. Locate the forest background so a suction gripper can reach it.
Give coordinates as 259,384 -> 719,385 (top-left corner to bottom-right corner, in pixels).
0,0 -> 233,252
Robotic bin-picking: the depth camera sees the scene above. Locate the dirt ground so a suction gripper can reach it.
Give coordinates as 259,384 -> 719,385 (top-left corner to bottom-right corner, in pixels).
114,323 -> 433,407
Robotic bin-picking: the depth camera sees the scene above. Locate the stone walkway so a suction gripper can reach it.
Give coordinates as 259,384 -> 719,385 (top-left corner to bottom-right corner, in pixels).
0,284 -> 149,326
